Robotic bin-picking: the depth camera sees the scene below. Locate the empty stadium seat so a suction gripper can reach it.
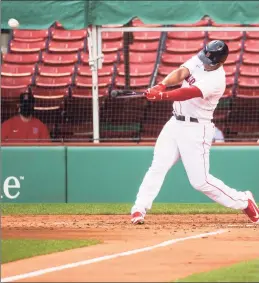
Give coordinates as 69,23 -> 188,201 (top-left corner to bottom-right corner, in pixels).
48,40 -> 85,53
133,32 -> 161,41
244,40 -> 259,53
167,31 -> 205,40
158,64 -> 177,76
129,41 -> 159,52
10,40 -> 46,53
75,75 -> 111,87
2,53 -> 39,64
243,53 -> 259,64
161,52 -> 196,65
239,65 -> 259,76
31,86 -> 69,109
225,52 -> 241,65
226,41 -> 242,52
70,86 -> 108,97
117,63 -> 154,77
226,76 -> 235,87
41,52 -> 78,65
166,39 -> 203,53
103,40 -> 123,52
246,31 -> 259,39
35,75 -> 72,87
1,76 -> 32,89
208,31 -> 243,41
132,18 -> 162,27
238,76 -> 259,87
80,51 -> 119,65
173,18 -> 210,27
1,87 -> 29,98
102,32 -> 123,41
37,64 -> 75,77
12,29 -> 49,42
116,76 -> 150,88
224,64 -> 237,76
51,29 -> 87,41
1,64 -> 35,77
77,64 -> 113,76
123,51 -> 157,63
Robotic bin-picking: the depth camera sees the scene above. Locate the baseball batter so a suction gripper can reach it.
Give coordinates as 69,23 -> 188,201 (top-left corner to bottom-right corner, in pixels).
131,40 -> 259,225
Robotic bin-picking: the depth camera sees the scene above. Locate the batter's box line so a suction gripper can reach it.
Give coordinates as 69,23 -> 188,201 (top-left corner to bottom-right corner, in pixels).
2,229 -> 227,282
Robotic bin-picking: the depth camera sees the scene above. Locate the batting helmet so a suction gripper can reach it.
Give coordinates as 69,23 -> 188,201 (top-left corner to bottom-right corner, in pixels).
198,40 -> 229,66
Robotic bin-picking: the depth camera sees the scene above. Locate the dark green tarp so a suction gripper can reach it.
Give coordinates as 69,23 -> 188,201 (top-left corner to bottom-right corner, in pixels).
1,0 -> 259,30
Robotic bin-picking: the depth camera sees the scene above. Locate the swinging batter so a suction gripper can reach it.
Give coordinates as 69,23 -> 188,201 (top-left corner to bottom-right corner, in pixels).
131,40 -> 259,224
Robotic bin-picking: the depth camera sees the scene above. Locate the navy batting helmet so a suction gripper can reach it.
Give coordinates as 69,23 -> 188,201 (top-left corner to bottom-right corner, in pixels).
198,40 -> 229,66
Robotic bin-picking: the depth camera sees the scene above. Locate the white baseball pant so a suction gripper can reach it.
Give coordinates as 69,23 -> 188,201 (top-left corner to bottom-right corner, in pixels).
132,116 -> 248,216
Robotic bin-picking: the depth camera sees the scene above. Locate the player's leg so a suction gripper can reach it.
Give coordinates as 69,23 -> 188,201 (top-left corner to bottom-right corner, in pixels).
178,122 -> 250,210
131,117 -> 180,223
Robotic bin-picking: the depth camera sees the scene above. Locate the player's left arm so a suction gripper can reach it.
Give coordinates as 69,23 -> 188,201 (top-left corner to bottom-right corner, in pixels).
146,85 -> 203,101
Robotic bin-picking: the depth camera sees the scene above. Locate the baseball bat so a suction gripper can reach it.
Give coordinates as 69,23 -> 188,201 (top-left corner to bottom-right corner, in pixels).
110,89 -> 145,98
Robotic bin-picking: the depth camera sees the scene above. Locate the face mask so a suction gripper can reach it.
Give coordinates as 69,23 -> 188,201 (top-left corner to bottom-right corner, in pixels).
20,105 -> 34,117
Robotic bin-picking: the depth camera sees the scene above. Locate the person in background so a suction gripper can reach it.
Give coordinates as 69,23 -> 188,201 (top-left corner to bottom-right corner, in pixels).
1,92 -> 51,142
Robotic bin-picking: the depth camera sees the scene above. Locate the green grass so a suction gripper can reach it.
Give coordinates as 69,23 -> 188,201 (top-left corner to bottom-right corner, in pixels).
1,203 -> 240,215
175,258 -> 259,282
1,239 -> 101,264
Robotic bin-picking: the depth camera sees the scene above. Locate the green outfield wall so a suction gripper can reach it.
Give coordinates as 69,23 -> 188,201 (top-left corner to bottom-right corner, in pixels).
1,146 -> 259,203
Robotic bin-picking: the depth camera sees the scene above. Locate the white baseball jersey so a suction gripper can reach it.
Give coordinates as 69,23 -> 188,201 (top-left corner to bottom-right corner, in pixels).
173,55 -> 226,120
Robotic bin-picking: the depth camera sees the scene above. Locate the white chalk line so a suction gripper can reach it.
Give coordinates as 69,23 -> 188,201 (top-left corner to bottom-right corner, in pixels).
2,229 -> 227,282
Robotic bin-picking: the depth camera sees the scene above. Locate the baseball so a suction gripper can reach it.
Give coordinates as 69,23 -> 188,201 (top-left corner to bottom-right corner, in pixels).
8,18 -> 19,29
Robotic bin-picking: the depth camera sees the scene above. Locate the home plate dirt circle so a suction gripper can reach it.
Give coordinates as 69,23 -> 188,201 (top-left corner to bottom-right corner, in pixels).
2,214 -> 259,282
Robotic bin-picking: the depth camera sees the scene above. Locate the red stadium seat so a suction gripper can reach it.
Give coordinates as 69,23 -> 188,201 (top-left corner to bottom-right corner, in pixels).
226,76 -> 235,87
80,51 -> 119,65
75,75 -> 111,87
224,52 -> 240,65
41,51 -> 78,65
244,40 -> 259,53
123,51 -> 157,63
243,53 -> 259,64
167,31 -> 205,40
166,39 -> 203,53
70,86 -> 108,97
1,87 -> 29,98
116,76 -> 150,88
208,31 -> 243,41
161,52 -> 196,65
117,63 -> 154,77
51,29 -> 87,41
48,40 -> 85,53
226,41 -> 242,53
12,29 -> 49,42
133,32 -> 161,41
239,65 -> 259,76
102,32 -> 123,41
211,22 -> 242,27
35,75 -> 72,87
173,19 -> 210,27
158,64 -> 177,76
1,76 -> 32,89
38,64 -> 75,77
1,64 -> 35,77
10,40 -> 46,53
238,76 -> 259,87
129,41 -> 159,52
102,40 -> 123,52
223,64 -> 237,76
77,64 -> 113,76
246,31 -> 259,39
132,18 -> 162,27
2,53 -> 39,64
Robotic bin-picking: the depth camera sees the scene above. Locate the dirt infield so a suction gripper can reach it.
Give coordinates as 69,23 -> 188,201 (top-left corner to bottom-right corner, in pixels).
2,214 -> 259,282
